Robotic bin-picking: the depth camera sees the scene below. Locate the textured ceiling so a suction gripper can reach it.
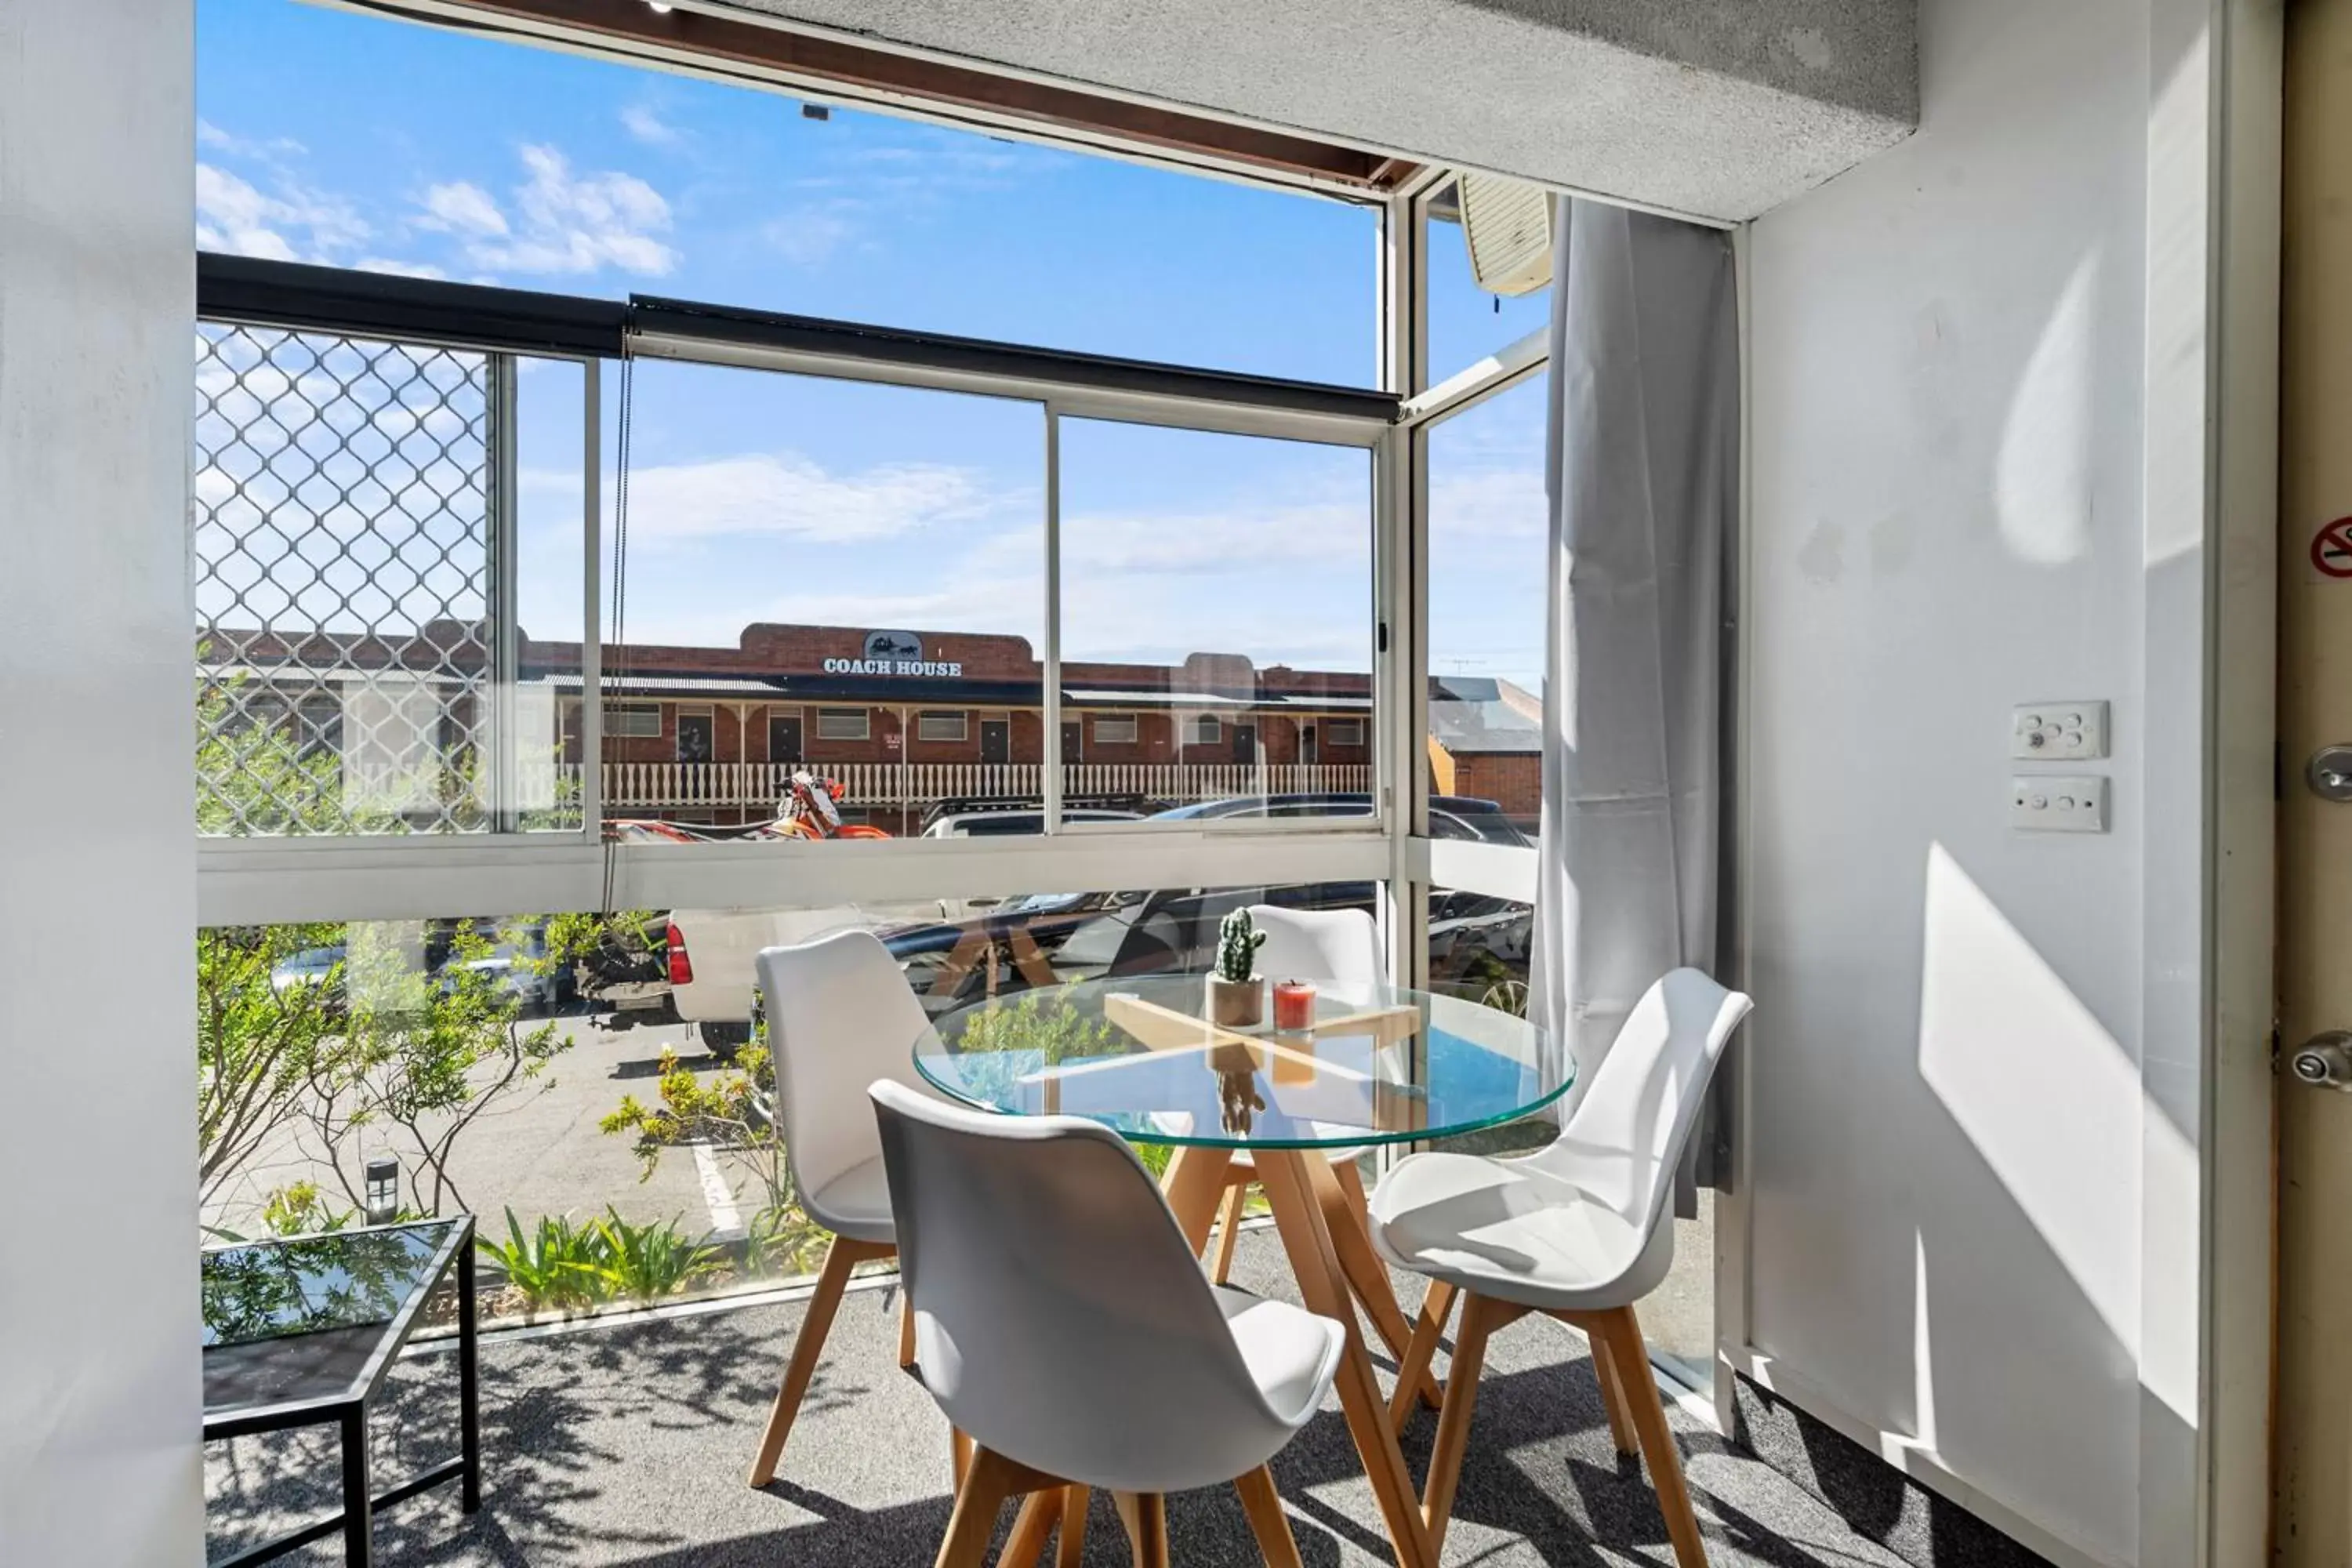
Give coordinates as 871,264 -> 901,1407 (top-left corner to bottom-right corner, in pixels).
706,0 -> 1916,221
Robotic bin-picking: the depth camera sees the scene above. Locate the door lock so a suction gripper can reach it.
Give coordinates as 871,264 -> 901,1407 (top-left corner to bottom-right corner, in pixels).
2310,745 -> 2352,803
2290,1032 -> 2352,1090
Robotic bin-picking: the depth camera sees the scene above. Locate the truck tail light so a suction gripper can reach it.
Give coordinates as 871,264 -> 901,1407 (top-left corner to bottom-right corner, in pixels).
667,922 -> 694,987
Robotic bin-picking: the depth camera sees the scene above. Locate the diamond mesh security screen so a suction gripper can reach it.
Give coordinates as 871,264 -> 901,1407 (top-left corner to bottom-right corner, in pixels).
194,325 -> 499,835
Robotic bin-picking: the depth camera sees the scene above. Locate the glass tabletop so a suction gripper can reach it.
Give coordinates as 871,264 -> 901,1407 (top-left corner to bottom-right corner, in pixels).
913,975 -> 1568,1149
201,1219 -> 468,1426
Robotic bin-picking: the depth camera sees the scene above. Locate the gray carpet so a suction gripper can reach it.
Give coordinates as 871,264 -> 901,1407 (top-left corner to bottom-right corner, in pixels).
205,1232 -> 1937,1566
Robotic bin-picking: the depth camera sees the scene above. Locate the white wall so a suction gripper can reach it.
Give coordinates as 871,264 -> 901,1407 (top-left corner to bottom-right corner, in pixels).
0,2 -> 203,1564
1741,0 -> 2245,1563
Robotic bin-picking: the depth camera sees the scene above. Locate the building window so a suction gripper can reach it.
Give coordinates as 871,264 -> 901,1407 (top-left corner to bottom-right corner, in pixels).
817,708 -> 872,742
1327,718 -> 1366,747
1092,715 -> 1138,745
676,709 -> 714,763
1188,715 -> 1222,746
916,711 -> 969,743
604,703 -> 661,739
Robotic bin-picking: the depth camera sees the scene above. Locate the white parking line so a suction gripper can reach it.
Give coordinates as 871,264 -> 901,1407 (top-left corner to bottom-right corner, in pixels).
691,1141 -> 744,1237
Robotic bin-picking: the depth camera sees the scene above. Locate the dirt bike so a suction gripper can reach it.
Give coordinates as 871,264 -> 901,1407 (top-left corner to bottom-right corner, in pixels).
603,770 -> 892,844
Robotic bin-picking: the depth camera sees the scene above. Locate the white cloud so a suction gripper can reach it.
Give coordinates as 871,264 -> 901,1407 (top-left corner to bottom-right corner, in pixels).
198,121 -> 306,159
620,105 -> 682,147
196,162 -> 368,263
418,181 -> 508,238
446,144 -> 677,277
354,256 -> 449,281
629,452 -> 1004,544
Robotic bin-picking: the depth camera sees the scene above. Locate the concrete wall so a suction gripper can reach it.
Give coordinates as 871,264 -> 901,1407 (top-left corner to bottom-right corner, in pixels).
0,2 -> 202,1564
721,0 -> 1917,221
1740,0 -> 2256,1563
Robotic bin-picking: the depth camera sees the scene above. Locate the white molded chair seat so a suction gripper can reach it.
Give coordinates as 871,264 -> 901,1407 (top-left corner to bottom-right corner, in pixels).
1368,1143 -> 1674,1312
1214,1287 -> 1346,1428
801,1155 -> 895,1244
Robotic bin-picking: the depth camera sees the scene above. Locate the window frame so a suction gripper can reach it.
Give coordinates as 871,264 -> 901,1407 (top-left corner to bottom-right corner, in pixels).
1091,714 -> 1139,745
815,707 -> 873,742
916,710 -> 970,743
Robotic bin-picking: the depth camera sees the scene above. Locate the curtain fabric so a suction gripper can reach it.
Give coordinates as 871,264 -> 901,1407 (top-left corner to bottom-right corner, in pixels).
1530,199 -> 1738,1096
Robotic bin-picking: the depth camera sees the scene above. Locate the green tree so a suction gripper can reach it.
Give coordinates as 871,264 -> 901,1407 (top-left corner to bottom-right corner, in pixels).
197,923 -> 350,1203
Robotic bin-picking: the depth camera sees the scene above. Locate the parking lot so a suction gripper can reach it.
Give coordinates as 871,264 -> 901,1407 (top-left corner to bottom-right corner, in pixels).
202,1007 -> 768,1243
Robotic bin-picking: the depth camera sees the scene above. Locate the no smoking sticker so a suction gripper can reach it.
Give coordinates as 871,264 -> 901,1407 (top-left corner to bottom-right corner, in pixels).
2314,517 -> 2352,579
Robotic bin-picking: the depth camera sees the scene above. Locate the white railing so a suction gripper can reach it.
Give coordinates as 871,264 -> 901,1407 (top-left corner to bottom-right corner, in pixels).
583,760 -> 1374,816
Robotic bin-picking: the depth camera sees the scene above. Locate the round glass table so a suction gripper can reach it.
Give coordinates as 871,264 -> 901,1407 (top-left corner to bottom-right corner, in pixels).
913,974 -> 1568,1568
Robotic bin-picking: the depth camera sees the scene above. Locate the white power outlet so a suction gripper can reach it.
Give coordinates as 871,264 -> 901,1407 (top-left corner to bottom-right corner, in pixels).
2010,775 -> 2108,833
2013,701 -> 2109,760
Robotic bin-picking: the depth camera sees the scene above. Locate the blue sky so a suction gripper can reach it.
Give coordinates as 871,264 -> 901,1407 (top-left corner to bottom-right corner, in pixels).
195,0 -> 1547,688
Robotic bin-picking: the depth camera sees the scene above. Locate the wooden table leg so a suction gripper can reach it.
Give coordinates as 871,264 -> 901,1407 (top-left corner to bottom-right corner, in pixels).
1256,1149 -> 1437,1568
1317,1155 -> 1439,1409
999,1486 -> 1064,1568
1158,1145 -> 1234,1256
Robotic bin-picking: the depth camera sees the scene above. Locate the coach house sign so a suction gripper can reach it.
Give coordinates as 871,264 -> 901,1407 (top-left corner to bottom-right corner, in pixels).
823,630 -> 964,678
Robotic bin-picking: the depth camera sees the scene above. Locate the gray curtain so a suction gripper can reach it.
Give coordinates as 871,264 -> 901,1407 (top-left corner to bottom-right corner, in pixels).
1530,199 -> 1738,1105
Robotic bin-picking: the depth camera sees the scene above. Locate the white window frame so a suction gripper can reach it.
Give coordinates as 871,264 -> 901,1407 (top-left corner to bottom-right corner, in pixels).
604,702 -> 661,739
916,710 -> 969,742
1327,717 -> 1367,747
816,707 -> 873,742
1091,713 -> 1139,745
1188,714 -> 1223,746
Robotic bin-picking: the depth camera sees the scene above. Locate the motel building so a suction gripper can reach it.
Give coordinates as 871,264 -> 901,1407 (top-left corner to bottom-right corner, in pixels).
202,621 -> 1542,834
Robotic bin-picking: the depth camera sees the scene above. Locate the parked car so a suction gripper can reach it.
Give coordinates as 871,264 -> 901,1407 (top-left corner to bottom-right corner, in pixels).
269,943 -> 347,1014
1150,791 -> 1532,847
437,924 -> 573,1014
920,807 -> 1145,838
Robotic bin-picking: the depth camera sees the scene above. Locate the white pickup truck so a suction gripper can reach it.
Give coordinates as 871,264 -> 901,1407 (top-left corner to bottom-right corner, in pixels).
663,902 -> 936,1056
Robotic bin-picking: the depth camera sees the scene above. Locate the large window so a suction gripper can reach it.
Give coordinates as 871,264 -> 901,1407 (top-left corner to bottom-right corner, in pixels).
1425,176 -> 1553,390
194,328 -> 586,836
1425,376 -> 1548,837
1058,419 -> 1377,826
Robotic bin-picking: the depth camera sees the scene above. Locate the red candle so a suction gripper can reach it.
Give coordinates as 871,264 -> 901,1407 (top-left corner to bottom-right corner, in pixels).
1273,978 -> 1317,1033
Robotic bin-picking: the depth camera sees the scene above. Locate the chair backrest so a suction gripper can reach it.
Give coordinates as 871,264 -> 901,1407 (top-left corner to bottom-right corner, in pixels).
869,1080 -> 1300,1494
1537,968 -> 1750,1241
1247,903 -> 1385,986
755,929 -> 934,1203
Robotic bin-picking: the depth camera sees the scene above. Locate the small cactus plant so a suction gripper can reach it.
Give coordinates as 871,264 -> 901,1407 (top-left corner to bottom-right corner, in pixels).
1214,907 -> 1266,985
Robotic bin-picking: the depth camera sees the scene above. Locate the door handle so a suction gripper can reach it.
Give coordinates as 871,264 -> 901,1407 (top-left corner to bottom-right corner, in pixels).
2310,746 -> 2352,802
2290,1032 -> 2352,1090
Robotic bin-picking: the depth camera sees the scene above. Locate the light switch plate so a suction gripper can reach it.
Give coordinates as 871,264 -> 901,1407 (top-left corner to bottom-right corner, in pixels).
2011,775 -> 2108,833
2013,701 -> 2109,760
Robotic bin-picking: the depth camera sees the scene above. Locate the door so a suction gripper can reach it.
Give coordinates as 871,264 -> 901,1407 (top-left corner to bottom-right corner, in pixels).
1061,720 -> 1082,765
767,713 -> 802,764
980,720 -> 1011,764
675,710 -> 713,764
1232,721 -> 1257,764
1299,722 -> 1319,768
2278,7 -> 2352,1559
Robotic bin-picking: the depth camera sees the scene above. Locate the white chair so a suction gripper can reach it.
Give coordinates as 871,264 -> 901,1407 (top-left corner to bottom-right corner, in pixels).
1208,904 -> 1382,1286
744,928 -> 937,1488
1367,968 -> 1752,1567
869,1079 -> 1345,1568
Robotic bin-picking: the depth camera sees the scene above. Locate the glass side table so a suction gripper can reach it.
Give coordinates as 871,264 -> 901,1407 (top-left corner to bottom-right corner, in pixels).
202,1217 -> 479,1568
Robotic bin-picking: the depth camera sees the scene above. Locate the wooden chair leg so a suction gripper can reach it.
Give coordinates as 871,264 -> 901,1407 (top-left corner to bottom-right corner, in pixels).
1113,1491 -> 1170,1568
1420,1290 -> 1505,1561
1211,1180 -> 1250,1284
1593,1306 -> 1709,1568
1000,1487 -> 1065,1568
898,1291 -> 918,1370
1057,1486 -> 1091,1568
748,1235 -> 875,1486
935,1446 -> 1023,1568
1388,1279 -> 1457,1433
951,1426 -> 973,1490
1234,1465 -> 1304,1568
1590,1324 -> 1639,1455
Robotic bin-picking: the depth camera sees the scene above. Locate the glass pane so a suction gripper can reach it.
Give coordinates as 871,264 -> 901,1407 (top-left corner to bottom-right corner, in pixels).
1426,376 -> 1547,841
198,0 -> 1378,384
1426,178 -> 1553,390
1058,420 -> 1375,826
601,363 -> 1044,840
193,332 -> 581,834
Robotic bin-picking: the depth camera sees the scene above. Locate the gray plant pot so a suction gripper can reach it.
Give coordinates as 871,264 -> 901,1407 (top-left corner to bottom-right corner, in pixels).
1207,975 -> 1264,1029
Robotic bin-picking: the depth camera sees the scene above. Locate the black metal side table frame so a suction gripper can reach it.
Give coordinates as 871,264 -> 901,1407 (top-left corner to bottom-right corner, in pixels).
202,1217 -> 480,1568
